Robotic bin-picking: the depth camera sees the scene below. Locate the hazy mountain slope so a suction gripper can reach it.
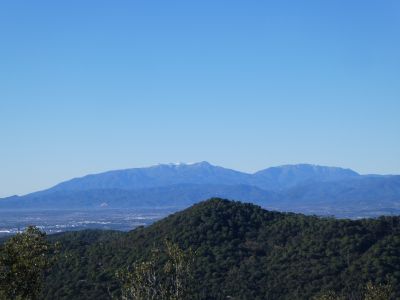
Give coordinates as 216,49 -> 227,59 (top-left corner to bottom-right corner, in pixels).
43,199 -> 400,299
42,162 -> 361,193
0,184 -> 274,210
252,164 -> 360,190
0,162 -> 398,217
256,176 -> 400,217
278,175 -> 400,205
50,162 -> 252,191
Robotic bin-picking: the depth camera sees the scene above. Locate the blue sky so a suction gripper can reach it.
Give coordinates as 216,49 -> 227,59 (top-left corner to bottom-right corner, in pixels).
1,1 -> 399,197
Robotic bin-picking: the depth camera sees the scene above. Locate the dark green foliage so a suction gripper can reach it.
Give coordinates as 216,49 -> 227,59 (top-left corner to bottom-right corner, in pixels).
42,199 -> 400,299
0,226 -> 53,300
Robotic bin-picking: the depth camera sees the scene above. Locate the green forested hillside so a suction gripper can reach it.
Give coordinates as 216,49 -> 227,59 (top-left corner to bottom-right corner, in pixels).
43,199 -> 400,299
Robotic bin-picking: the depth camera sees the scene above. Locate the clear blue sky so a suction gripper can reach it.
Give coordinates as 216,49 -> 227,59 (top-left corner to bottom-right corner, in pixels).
1,1 -> 399,197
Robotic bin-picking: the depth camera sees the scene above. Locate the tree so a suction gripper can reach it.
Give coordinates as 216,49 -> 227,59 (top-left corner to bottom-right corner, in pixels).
314,282 -> 393,300
116,240 -> 195,300
313,291 -> 344,300
0,226 -> 53,300
364,281 -> 392,300
116,251 -> 160,300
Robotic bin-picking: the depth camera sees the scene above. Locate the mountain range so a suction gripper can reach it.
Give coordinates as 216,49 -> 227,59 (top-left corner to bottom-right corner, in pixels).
1,162 -> 399,218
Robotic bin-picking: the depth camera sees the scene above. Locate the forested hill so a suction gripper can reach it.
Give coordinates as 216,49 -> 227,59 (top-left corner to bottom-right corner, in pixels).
44,199 -> 400,299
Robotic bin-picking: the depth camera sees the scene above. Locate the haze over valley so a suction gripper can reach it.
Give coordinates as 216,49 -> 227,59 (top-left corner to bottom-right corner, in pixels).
1,162 -> 399,236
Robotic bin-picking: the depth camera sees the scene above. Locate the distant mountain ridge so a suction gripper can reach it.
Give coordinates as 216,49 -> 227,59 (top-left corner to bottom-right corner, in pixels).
49,161 -> 360,192
51,161 -> 252,191
252,163 -> 359,190
0,162 -> 399,218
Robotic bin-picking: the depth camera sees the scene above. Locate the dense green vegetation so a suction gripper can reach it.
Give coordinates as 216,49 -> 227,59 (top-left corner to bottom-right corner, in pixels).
35,198 -> 399,299
1,198 -> 399,299
0,226 -> 54,300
